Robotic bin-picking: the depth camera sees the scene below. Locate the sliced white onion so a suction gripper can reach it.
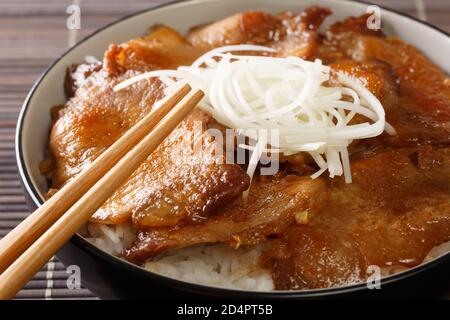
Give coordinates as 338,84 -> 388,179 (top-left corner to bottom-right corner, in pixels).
114,45 -> 395,189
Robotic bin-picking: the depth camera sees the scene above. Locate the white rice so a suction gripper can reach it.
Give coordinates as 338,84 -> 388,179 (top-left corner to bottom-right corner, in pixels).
83,222 -> 274,291
84,222 -> 450,290
144,244 -> 273,291
83,222 -> 136,256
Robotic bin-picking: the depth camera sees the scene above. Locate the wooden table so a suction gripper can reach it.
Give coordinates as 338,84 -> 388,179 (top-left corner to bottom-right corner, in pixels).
0,0 -> 448,300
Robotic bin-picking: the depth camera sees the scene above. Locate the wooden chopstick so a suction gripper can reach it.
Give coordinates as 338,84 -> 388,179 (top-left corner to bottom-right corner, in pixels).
0,86 -> 204,299
0,83 -> 190,275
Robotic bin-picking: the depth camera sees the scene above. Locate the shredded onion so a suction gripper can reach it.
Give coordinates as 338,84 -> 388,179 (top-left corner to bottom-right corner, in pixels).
114,45 -> 395,185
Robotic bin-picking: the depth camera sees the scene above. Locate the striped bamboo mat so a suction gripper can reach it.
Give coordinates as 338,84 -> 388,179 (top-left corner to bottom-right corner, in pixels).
0,0 -> 448,300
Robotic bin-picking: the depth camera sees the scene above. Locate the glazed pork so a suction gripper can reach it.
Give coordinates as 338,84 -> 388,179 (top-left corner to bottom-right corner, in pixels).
187,6 -> 331,59
263,147 -> 450,289
318,13 -> 450,147
46,26 -> 250,227
125,176 -> 326,264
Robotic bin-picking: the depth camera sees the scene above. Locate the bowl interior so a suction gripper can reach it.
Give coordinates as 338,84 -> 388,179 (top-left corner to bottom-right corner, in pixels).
16,0 -> 450,294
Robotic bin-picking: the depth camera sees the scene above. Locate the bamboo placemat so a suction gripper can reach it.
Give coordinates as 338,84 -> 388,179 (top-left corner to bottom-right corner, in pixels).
0,0 -> 448,300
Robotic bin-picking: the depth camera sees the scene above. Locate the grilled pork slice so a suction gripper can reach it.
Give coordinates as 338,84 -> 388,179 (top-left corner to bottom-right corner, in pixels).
124,176 -> 326,264
360,36 -> 450,147
48,70 -> 166,190
93,108 -> 250,227
187,6 -> 331,59
319,14 -> 450,147
273,6 -> 331,59
329,59 -> 399,115
47,25 -> 250,227
263,147 -> 450,290
186,11 -> 281,48
104,25 -> 206,76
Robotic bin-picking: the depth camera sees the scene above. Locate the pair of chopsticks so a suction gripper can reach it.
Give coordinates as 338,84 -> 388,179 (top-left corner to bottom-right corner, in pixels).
0,84 -> 203,299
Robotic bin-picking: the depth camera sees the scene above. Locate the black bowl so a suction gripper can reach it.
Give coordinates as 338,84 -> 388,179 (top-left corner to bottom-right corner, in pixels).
15,0 -> 450,299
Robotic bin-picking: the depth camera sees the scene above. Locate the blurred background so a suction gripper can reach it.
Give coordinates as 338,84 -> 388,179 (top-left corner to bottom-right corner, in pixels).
0,0 -> 448,299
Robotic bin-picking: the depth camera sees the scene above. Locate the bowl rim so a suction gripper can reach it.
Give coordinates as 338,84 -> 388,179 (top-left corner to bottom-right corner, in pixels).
15,0 -> 450,298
